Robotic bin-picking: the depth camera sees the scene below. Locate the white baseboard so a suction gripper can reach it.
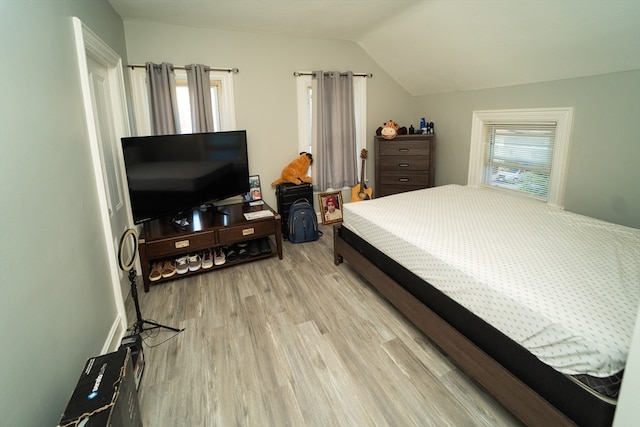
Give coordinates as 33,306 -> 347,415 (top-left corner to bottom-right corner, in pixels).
101,313 -> 127,354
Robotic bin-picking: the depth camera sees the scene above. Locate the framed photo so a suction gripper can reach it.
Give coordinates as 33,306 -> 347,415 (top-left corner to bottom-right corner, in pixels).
319,191 -> 343,225
244,175 -> 262,201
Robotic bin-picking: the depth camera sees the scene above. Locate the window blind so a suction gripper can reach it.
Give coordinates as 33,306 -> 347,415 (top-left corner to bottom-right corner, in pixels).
483,122 -> 557,198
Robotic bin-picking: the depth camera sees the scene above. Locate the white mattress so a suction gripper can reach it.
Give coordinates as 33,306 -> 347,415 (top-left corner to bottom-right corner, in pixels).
342,185 -> 640,377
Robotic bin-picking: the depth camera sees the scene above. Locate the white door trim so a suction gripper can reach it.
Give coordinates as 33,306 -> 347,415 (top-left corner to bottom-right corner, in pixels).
72,17 -> 130,352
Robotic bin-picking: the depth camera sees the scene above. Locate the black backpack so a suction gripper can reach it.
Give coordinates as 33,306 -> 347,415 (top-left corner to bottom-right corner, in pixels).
288,198 -> 321,243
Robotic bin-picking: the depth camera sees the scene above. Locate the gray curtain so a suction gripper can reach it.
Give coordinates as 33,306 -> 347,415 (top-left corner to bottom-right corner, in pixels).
145,62 -> 180,135
185,64 -> 214,132
313,70 -> 357,191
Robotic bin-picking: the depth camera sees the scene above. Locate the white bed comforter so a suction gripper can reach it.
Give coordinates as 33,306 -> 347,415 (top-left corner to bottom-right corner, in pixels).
342,185 -> 640,377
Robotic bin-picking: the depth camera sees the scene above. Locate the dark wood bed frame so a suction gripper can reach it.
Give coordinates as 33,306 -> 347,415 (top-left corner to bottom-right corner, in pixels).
333,224 -> 581,426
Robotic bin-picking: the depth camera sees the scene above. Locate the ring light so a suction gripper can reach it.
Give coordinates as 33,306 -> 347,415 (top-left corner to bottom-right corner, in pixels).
118,228 -> 138,272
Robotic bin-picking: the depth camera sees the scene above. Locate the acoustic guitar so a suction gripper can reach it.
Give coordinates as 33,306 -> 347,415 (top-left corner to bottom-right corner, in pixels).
351,149 -> 373,202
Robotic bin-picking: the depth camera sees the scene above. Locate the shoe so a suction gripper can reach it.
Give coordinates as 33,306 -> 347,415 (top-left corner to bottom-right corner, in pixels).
201,249 -> 213,269
176,256 -> 189,274
214,247 -> 226,266
149,261 -> 163,281
258,237 -> 271,254
248,240 -> 260,257
161,259 -> 177,278
187,253 -> 201,272
224,245 -> 238,262
238,245 -> 249,260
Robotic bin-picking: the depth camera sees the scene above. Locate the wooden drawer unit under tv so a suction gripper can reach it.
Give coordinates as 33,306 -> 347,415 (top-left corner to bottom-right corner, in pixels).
374,134 -> 436,197
137,202 -> 283,292
217,220 -> 278,245
144,231 -> 216,259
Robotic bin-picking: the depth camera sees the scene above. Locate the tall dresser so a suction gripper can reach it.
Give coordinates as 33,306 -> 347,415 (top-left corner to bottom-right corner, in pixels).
374,134 -> 436,197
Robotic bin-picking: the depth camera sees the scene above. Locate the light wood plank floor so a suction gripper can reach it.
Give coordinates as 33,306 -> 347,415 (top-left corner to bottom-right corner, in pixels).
126,224 -> 521,427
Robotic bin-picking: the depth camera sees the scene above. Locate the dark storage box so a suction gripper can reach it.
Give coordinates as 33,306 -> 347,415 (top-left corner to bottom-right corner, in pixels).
119,334 -> 144,390
275,182 -> 314,239
58,348 -> 142,427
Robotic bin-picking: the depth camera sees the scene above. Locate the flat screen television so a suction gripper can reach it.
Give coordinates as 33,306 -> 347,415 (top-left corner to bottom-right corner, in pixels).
121,130 -> 250,224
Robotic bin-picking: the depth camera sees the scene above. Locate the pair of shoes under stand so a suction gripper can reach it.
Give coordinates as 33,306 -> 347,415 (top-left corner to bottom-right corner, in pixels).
148,238 -> 273,281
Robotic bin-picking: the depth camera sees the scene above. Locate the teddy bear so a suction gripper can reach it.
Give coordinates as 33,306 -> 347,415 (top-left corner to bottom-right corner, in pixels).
271,152 -> 313,186
376,120 -> 406,139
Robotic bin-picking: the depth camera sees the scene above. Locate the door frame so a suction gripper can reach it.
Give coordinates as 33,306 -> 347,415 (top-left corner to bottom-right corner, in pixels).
72,17 -> 131,352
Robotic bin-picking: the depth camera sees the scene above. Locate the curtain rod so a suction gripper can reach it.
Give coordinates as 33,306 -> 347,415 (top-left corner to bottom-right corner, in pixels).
128,64 -> 239,73
293,71 -> 372,78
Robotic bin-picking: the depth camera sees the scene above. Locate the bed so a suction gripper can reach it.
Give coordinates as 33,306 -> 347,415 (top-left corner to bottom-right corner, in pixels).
333,185 -> 640,426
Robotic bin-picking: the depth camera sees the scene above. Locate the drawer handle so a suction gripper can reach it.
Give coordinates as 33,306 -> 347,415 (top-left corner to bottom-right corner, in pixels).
399,178 -> 410,182
398,148 -> 410,152
242,227 -> 255,236
175,240 -> 190,249
398,163 -> 410,168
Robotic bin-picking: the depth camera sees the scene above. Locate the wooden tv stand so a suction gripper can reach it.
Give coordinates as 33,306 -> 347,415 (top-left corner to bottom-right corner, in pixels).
137,202 -> 282,292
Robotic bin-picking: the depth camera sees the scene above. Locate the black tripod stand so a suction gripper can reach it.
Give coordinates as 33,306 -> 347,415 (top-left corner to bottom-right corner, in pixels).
119,229 -> 184,335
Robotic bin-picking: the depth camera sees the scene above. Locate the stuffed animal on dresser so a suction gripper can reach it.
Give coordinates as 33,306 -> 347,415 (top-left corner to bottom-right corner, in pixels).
271,152 -> 313,186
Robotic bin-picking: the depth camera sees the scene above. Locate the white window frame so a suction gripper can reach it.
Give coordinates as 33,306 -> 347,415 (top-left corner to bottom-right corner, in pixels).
296,74 -> 367,189
128,67 -> 236,136
296,75 -> 314,155
467,107 -> 573,208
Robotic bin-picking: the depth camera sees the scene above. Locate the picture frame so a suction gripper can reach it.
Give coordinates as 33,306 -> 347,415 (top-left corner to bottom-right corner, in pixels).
244,175 -> 262,201
319,191 -> 343,225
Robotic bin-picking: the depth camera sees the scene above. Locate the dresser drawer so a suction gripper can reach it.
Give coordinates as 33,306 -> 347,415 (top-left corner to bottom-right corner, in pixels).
378,141 -> 431,156
218,219 -> 276,244
145,231 -> 216,258
378,155 -> 429,172
380,171 -> 429,187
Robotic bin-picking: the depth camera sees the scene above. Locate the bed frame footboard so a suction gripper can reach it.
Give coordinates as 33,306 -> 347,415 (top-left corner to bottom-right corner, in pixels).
333,225 -> 574,426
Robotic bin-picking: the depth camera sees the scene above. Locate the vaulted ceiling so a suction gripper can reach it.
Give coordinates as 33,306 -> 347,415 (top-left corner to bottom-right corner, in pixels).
109,0 -> 640,95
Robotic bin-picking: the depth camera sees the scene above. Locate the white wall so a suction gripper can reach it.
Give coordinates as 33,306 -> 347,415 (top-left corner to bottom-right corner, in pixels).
123,21 -> 414,209
0,1 -> 128,425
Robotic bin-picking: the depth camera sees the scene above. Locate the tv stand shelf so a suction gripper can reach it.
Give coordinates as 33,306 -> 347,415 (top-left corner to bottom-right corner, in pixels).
137,202 -> 282,292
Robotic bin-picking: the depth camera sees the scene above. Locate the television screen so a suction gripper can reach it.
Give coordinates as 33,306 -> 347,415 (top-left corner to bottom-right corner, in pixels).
121,130 -> 250,224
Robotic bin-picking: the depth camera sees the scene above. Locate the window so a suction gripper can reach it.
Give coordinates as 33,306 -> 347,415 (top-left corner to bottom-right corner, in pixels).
296,74 -> 367,188
174,70 -> 221,133
296,75 -> 314,155
468,108 -> 573,208
128,67 -> 236,135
